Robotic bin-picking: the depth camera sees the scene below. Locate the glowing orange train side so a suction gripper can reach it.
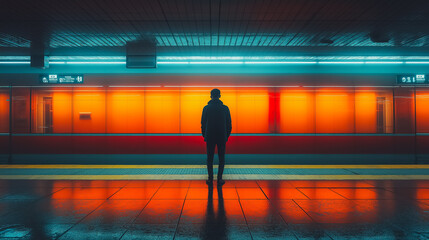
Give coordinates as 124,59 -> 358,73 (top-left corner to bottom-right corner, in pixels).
0,84 -> 428,163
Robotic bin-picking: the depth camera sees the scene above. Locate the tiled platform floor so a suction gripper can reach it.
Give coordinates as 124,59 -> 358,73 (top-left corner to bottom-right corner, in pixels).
1,180 -> 429,239
1,165 -> 429,180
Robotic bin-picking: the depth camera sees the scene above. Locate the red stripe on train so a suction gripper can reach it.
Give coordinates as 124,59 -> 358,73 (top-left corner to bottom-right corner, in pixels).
9,135 -> 421,155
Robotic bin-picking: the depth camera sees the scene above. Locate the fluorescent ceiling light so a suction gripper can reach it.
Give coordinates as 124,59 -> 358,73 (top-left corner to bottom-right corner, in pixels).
157,61 -> 190,64
188,61 -> 244,64
405,61 -> 429,64
0,61 -> 30,64
318,61 -> 365,64
364,61 -> 403,64
244,61 -> 317,64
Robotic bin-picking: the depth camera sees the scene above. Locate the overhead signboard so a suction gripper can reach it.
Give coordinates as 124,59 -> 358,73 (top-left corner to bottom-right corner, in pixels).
397,74 -> 428,84
40,74 -> 84,84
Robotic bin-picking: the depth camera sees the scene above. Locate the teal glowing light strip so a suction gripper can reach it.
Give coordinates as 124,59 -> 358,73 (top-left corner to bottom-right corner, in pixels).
0,61 -> 31,64
405,61 -> 429,64
244,61 -> 317,64
67,61 -> 126,64
2,59 -> 429,65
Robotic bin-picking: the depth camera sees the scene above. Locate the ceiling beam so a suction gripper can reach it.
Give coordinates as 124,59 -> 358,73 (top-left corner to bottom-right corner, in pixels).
3,46 -> 429,57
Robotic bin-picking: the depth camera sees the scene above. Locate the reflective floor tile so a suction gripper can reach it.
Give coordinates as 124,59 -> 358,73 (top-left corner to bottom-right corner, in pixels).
109,188 -> 158,200
81,200 -> 149,225
0,180 -> 67,189
0,187 -> 63,200
322,223 -> 421,240
186,187 -> 238,200
256,181 -> 295,188
236,188 -> 267,200
387,201 -> 429,232
189,180 -> 210,188
370,180 -> 429,188
0,180 -> 428,239
174,224 -> 251,240
23,223 -> 73,240
420,233 -> 429,240
231,181 -> 259,188
262,188 -> 309,200
288,224 -> 332,240
121,224 -> 176,240
386,188 -> 429,199
125,180 -> 164,188
0,224 -> 31,238
248,224 -> 298,239
161,180 -> 191,188
297,188 -> 346,199
66,180 -> 129,188
28,199 -> 105,224
152,188 -> 189,200
295,200 -> 382,224
214,181 -> 236,188
419,199 -> 429,207
189,180 -> 235,188
180,200 -> 245,224
270,200 -> 314,223
240,200 -> 285,224
134,200 -> 184,224
330,188 -> 396,200
57,224 -> 127,240
50,188 -> 121,200
0,199 -> 37,218
290,180 -> 374,188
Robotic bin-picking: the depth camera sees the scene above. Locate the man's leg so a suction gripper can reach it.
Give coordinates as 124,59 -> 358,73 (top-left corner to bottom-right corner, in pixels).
206,142 -> 216,182
217,142 -> 226,182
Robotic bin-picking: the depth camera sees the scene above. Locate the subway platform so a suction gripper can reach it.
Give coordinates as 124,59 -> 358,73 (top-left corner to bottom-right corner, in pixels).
1,165 -> 429,239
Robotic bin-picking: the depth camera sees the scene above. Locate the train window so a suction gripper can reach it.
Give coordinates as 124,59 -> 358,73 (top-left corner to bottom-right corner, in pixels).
218,89 -> 237,133
73,88 -> 106,133
416,89 -> 429,133
145,89 -> 180,133
107,89 -> 145,133
0,88 -> 9,133
279,89 -> 315,133
355,90 -> 393,133
12,88 -> 30,133
31,88 -> 73,133
236,89 -> 269,133
315,89 -> 355,133
180,88 -> 211,133
394,87 -> 415,133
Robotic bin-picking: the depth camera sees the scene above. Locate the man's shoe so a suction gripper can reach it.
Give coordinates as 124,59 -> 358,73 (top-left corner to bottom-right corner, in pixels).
217,179 -> 225,186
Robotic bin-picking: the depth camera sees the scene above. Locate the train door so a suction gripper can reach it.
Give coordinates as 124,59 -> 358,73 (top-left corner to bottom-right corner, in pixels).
43,96 -> 53,133
376,96 -> 386,133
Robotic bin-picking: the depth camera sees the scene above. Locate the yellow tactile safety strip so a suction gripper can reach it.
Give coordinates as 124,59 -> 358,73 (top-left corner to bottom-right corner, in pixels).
1,165 -> 429,169
1,175 -> 429,180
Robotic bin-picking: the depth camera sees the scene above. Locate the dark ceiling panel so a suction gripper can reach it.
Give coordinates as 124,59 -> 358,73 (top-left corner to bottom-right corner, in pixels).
0,0 -> 429,55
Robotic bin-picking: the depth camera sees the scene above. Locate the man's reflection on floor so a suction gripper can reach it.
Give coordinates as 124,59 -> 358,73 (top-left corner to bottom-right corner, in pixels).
201,184 -> 227,239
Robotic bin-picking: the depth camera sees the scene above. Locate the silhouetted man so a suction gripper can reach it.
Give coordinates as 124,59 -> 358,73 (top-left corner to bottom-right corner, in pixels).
201,89 -> 232,186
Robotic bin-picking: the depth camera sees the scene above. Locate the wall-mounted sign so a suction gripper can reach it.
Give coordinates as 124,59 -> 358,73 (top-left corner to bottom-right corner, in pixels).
397,74 -> 427,84
40,74 -> 84,84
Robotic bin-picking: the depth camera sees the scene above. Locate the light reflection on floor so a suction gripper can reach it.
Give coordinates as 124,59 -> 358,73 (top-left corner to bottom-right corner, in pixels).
0,180 -> 429,239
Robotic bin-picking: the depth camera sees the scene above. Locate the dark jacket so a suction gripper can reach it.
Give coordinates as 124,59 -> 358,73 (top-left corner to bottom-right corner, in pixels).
201,99 -> 232,143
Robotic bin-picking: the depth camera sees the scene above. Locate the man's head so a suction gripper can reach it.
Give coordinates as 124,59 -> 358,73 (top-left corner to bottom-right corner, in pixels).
210,88 -> 221,99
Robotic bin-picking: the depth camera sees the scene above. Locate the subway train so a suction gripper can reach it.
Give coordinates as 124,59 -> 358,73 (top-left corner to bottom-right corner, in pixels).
0,74 -> 428,164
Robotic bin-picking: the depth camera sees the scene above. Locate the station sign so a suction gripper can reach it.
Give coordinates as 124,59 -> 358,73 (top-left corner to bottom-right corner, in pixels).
397,74 -> 428,84
40,74 -> 84,84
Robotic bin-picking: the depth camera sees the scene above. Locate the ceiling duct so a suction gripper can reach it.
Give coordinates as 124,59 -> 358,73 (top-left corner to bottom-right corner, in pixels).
30,41 -> 49,69
126,39 -> 157,68
369,31 -> 391,43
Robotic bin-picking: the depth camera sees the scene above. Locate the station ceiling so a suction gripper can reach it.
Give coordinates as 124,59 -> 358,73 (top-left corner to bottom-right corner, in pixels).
1,0 -> 429,56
